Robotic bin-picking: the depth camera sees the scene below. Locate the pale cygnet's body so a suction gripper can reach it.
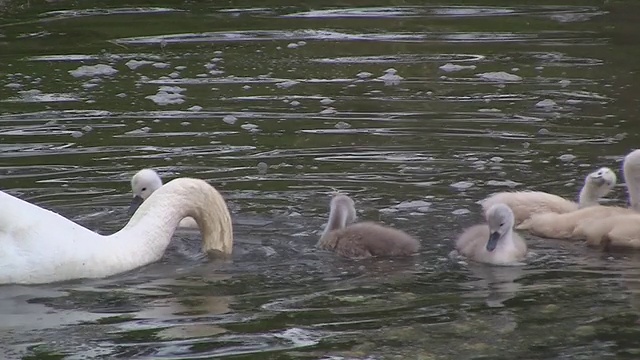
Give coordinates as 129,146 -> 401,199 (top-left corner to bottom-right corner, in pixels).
130,169 -> 199,229
455,204 -> 527,265
480,167 -> 617,226
519,150 -> 640,240
578,213 -> 640,249
316,194 -> 420,258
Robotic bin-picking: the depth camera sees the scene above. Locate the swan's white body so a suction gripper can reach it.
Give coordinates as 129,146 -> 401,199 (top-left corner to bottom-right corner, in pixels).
518,150 -> 640,240
455,203 -> 527,265
130,169 -> 198,228
317,194 -> 420,258
0,178 -> 233,284
480,167 -> 617,226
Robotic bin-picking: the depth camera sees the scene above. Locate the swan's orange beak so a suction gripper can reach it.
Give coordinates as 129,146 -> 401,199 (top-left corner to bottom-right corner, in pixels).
128,195 -> 144,216
486,231 -> 500,252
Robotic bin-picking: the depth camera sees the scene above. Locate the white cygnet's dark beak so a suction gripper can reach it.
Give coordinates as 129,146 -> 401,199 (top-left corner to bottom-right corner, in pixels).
128,195 -> 144,216
486,231 -> 500,252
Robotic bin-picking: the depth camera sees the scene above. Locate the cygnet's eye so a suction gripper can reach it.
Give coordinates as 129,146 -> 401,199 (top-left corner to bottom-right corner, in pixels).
500,223 -> 505,227
141,187 -> 147,191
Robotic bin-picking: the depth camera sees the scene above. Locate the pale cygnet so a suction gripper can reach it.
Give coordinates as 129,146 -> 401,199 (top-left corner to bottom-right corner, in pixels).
480,167 -> 617,226
518,150 -> 640,240
455,203 -> 527,265
578,167 -> 617,207
129,169 -> 164,215
316,194 -> 420,258
129,168 -> 199,229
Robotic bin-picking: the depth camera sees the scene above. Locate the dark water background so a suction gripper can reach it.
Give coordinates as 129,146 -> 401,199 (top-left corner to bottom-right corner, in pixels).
1,0 -> 640,358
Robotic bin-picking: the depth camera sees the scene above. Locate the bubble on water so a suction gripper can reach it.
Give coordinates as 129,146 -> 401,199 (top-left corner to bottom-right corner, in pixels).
452,208 -> 471,215
450,181 -> 474,190
356,71 -> 373,79
490,156 -> 503,163
290,100 -> 301,106
566,99 -> 582,105
125,60 -> 153,70
69,64 -> 118,78
276,80 -> 299,89
5,83 -> 22,89
476,71 -> 522,82
152,62 -> 171,69
174,65 -> 187,71
558,79 -> 571,87
287,43 -> 299,49
223,115 -> 238,125
394,200 -> 432,211
82,82 -> 99,89
320,107 -> 336,115
81,125 -> 93,132
379,207 -> 398,214
377,68 -> 403,85
116,92 -> 127,98
536,99 -> 557,108
537,128 -> 550,136
486,180 -> 520,188
334,121 -> 351,129
439,63 -> 476,72
145,92 -> 185,105
320,98 -> 335,105
614,133 -> 627,141
125,127 -> 151,135
187,105 -> 202,112
180,121 -> 190,126
559,154 -> 576,162
70,131 -> 83,138
241,123 -> 259,131
243,85 -> 251,90
168,72 -> 180,78
257,162 -> 268,175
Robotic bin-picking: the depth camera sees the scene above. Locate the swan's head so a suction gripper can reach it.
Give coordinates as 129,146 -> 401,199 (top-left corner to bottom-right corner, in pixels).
586,167 -> 617,188
129,169 -> 163,215
624,150 -> 640,210
329,194 -> 357,228
485,203 -> 515,252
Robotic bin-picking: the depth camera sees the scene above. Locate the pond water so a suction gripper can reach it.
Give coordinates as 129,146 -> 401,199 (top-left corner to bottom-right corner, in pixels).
1,0 -> 640,358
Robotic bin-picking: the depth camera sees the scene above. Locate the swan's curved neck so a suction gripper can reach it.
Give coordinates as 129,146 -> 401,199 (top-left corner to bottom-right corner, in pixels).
115,178 -> 233,260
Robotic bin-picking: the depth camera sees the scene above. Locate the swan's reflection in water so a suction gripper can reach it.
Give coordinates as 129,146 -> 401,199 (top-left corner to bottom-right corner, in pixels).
461,263 -> 525,308
0,273 -> 234,358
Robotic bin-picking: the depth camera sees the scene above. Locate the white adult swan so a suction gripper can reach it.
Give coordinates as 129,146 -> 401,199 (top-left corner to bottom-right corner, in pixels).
317,194 -> 420,258
0,177 -> 233,285
455,203 -> 527,265
129,168 -> 198,229
480,167 -> 617,226
518,150 -> 640,240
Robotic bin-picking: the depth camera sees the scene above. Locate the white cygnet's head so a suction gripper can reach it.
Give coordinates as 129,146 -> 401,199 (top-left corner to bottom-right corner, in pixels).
129,169 -> 163,215
485,203 -> 515,252
329,194 -> 357,229
585,167 -> 617,192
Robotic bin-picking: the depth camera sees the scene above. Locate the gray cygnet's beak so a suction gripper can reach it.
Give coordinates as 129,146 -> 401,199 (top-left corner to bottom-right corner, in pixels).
486,231 -> 500,252
128,195 -> 144,216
